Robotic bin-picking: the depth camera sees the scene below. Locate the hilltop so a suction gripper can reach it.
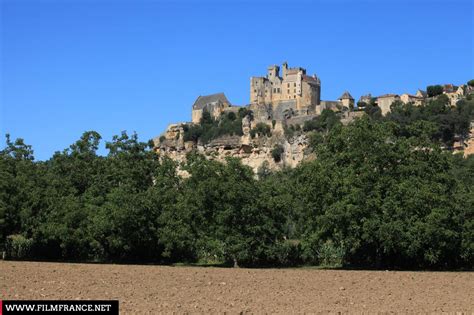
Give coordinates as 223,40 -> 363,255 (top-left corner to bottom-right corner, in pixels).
154,63 -> 474,173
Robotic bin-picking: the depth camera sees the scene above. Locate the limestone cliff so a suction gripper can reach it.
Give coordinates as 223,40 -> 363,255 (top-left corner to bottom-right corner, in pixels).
153,123 -> 314,174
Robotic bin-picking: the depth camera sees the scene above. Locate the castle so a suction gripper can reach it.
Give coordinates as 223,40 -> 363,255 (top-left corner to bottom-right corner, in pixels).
156,63 -> 474,174
191,62 -> 355,127
250,62 -> 321,113
157,63 -> 362,174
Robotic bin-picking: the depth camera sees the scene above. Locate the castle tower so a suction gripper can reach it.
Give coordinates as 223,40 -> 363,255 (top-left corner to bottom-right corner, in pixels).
338,91 -> 354,108
282,62 -> 288,77
268,65 -> 280,79
250,62 -> 321,111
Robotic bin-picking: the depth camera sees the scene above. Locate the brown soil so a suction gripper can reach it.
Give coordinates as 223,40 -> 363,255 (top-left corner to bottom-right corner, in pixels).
1,261 -> 472,314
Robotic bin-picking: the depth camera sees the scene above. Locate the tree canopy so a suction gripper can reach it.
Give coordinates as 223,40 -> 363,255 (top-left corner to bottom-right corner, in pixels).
1,103 -> 473,269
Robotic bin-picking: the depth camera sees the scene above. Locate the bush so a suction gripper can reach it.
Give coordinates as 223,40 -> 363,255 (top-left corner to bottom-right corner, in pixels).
5,235 -> 33,260
283,126 -> 295,138
467,79 -> 474,87
183,111 -> 243,144
316,240 -> 345,267
227,112 -> 236,121
270,240 -> 302,266
271,145 -> 284,163
196,238 -> 225,265
159,135 -> 166,143
250,123 -> 271,138
238,108 -> 253,119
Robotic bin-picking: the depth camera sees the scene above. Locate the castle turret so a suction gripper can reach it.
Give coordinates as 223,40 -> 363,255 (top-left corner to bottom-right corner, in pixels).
267,65 -> 280,79
282,62 -> 288,77
338,91 -> 355,109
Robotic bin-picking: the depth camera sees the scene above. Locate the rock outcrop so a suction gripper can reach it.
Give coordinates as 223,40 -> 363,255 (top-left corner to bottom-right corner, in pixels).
154,128 -> 313,175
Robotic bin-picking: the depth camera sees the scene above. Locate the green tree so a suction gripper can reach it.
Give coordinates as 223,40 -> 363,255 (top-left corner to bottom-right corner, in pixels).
427,85 -> 444,97
296,118 -> 467,268
171,154 -> 285,266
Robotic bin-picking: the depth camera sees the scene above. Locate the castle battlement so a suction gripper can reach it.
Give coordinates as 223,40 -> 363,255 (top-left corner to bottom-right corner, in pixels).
250,62 -> 321,112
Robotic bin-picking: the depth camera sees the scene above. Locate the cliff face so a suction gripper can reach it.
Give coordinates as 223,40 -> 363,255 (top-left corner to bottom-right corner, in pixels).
154,126 -> 313,174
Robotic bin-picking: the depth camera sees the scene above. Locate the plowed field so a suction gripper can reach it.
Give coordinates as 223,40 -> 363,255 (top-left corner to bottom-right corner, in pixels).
1,261 -> 472,313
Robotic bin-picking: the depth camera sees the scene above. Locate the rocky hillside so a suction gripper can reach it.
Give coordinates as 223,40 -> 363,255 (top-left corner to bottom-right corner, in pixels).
153,120 -> 314,175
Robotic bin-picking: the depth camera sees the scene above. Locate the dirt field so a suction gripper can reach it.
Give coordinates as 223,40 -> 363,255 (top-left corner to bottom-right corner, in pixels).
1,261 -> 472,314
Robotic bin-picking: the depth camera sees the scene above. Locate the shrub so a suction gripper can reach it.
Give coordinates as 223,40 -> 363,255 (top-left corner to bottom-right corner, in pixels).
183,111 -> 243,144
238,108 -> 253,119
196,238 -> 225,265
467,79 -> 474,87
271,145 -> 284,163
227,111 -> 236,121
316,240 -> 345,267
284,126 -> 295,138
159,135 -> 166,143
270,240 -> 302,266
5,234 -> 33,260
250,123 -> 271,138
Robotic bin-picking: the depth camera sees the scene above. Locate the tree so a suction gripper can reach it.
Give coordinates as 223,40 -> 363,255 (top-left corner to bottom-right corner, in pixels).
171,154 -> 285,266
427,85 -> 444,97
296,117 -> 467,268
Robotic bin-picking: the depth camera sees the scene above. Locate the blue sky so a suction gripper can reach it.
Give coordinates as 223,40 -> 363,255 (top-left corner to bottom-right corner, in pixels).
1,0 -> 473,160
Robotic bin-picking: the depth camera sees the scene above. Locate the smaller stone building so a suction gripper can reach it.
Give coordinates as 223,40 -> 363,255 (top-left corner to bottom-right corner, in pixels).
377,94 -> 400,116
338,91 -> 355,108
191,93 -> 231,123
358,94 -> 373,106
400,93 -> 424,106
416,89 -> 427,98
444,85 -> 466,106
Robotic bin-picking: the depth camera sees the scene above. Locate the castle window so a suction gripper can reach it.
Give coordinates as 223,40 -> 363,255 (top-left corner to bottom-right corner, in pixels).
287,89 -> 290,94
294,89 -> 296,93
287,83 -> 290,87
254,89 -> 257,93
277,88 -> 280,93
294,83 -> 296,87
294,95 -> 296,99
273,88 -> 276,93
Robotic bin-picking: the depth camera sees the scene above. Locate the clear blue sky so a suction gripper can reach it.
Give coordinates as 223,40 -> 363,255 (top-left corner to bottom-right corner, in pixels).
1,0 -> 473,160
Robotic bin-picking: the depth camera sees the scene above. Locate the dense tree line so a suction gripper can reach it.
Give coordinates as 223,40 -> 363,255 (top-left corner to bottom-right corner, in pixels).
1,97 -> 473,269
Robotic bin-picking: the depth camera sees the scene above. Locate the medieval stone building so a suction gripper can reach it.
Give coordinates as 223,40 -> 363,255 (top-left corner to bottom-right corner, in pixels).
191,93 -> 231,124
338,91 -> 355,108
250,62 -> 321,114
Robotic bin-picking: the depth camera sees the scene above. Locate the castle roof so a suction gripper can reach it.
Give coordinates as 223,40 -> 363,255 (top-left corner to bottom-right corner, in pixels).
338,91 -> 354,100
192,93 -> 230,110
286,67 -> 305,75
302,75 -> 320,85
416,89 -> 427,97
